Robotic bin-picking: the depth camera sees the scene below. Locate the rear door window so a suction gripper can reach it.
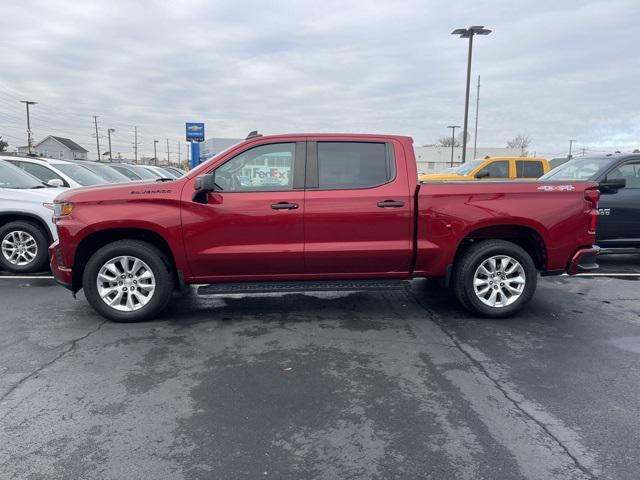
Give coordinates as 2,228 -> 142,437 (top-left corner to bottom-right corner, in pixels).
516,160 -> 544,178
316,142 -> 395,189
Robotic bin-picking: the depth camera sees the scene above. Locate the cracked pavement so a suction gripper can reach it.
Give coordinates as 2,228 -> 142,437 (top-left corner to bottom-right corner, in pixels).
1,269 -> 639,479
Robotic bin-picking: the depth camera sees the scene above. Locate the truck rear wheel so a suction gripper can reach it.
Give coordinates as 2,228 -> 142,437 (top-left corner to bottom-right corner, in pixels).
452,240 -> 537,318
82,240 -> 174,322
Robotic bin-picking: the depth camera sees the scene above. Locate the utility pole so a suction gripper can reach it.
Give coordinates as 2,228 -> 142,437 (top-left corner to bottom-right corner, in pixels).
153,139 -> 159,166
20,100 -> 37,155
447,125 -> 461,167
581,147 -> 586,156
451,26 -> 492,163
133,126 -> 139,164
107,128 -> 115,162
166,138 -> 170,166
93,116 -> 101,161
177,142 -> 181,165
473,75 -> 480,159
569,139 -> 576,159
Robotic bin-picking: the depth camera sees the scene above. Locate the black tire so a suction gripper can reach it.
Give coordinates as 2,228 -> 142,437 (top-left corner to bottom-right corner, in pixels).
452,239 -> 537,318
0,220 -> 50,273
82,240 -> 174,322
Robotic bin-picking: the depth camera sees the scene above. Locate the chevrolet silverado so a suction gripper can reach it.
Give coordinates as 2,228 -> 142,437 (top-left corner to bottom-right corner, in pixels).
49,133 -> 600,322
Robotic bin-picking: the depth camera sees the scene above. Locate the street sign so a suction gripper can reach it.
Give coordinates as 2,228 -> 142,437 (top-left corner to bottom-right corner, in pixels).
186,122 -> 205,143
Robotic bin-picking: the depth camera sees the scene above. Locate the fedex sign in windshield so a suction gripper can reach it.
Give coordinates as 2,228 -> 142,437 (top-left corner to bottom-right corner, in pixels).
185,123 -> 205,142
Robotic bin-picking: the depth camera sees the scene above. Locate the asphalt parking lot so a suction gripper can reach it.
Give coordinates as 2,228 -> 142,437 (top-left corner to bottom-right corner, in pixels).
1,255 -> 639,480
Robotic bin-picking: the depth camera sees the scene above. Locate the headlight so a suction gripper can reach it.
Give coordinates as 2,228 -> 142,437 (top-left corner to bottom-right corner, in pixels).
43,202 -> 54,211
53,202 -> 73,216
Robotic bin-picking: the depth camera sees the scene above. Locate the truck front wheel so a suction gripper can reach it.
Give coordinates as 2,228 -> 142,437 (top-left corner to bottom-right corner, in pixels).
82,240 -> 174,322
452,240 -> 537,318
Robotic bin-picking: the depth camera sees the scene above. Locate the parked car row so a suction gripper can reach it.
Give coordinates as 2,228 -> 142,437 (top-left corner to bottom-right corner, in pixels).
0,156 -> 188,273
0,155 -> 186,188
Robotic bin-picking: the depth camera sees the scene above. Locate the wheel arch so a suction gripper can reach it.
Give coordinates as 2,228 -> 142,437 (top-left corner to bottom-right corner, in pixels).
452,223 -> 548,274
72,228 -> 178,292
0,212 -> 54,244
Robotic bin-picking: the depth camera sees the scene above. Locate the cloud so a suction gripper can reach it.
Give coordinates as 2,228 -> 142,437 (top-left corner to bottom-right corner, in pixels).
1,0 -> 638,159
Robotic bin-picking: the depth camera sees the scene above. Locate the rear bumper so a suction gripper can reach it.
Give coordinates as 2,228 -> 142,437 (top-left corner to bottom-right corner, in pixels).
567,246 -> 600,275
48,240 -> 73,290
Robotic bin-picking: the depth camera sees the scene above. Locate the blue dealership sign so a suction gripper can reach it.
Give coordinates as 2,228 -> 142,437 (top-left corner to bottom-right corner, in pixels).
185,122 -> 205,142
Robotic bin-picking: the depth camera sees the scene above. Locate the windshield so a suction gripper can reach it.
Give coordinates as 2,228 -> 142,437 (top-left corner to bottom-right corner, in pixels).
133,166 -> 161,179
0,161 -> 47,189
539,157 -> 612,181
156,167 -> 180,178
452,159 -> 484,175
86,163 -> 131,182
111,165 -> 141,180
55,163 -> 108,185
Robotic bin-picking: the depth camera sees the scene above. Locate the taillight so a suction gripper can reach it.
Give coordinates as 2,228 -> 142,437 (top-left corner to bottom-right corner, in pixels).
584,188 -> 600,209
584,188 -> 600,233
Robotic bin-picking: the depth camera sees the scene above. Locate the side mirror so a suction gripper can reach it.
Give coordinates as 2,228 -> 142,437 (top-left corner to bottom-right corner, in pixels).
599,177 -> 626,193
192,173 -> 216,203
475,170 -> 490,179
47,178 -> 65,188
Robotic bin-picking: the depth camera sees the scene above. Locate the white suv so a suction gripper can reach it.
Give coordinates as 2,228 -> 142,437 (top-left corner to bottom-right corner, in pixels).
2,156 -> 107,188
0,160 -> 64,273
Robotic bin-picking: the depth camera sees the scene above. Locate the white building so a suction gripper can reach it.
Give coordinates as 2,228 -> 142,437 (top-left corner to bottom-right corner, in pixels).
415,146 -> 524,174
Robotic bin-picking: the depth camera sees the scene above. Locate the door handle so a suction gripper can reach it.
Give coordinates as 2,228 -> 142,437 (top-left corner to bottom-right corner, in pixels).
271,202 -> 299,210
377,200 -> 405,208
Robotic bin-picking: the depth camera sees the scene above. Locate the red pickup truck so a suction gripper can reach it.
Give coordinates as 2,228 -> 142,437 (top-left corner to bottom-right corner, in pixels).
49,133 -> 600,322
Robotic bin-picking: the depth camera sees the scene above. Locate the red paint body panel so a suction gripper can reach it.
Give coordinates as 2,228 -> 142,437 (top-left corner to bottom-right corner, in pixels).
49,133 -> 598,291
413,181 -> 598,276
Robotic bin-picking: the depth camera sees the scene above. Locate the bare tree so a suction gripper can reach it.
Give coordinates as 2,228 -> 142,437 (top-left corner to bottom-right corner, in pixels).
506,135 -> 532,156
438,136 -> 461,148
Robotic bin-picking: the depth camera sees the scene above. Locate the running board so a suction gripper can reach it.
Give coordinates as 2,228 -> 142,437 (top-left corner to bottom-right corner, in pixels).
598,247 -> 640,255
197,279 -> 410,296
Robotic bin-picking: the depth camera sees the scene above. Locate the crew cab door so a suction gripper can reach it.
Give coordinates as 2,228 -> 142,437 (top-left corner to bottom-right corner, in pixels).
597,160 -> 640,246
181,141 -> 306,278
303,139 -> 413,275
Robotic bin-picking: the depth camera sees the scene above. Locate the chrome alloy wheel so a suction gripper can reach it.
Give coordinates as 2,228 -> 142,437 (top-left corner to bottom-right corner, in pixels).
97,256 -> 156,312
473,255 -> 526,308
1,230 -> 38,266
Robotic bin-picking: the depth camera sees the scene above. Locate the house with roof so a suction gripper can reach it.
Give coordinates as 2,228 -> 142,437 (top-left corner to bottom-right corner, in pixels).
18,136 -> 89,160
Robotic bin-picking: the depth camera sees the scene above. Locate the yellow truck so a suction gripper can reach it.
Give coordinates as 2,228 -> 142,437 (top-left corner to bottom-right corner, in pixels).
419,156 -> 550,182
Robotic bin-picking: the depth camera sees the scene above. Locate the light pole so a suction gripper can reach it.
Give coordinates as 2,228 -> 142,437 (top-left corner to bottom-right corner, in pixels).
153,139 -> 159,166
451,26 -> 492,163
20,100 -> 37,155
447,125 -> 461,167
568,139 -> 576,159
107,128 -> 115,162
473,75 -> 480,159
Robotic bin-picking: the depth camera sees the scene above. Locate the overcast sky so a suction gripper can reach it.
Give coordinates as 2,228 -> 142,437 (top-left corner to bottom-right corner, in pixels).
1,0 -> 639,159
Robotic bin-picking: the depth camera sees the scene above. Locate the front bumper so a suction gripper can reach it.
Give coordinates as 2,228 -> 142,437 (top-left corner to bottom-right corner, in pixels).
49,240 -> 73,290
567,246 -> 600,275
